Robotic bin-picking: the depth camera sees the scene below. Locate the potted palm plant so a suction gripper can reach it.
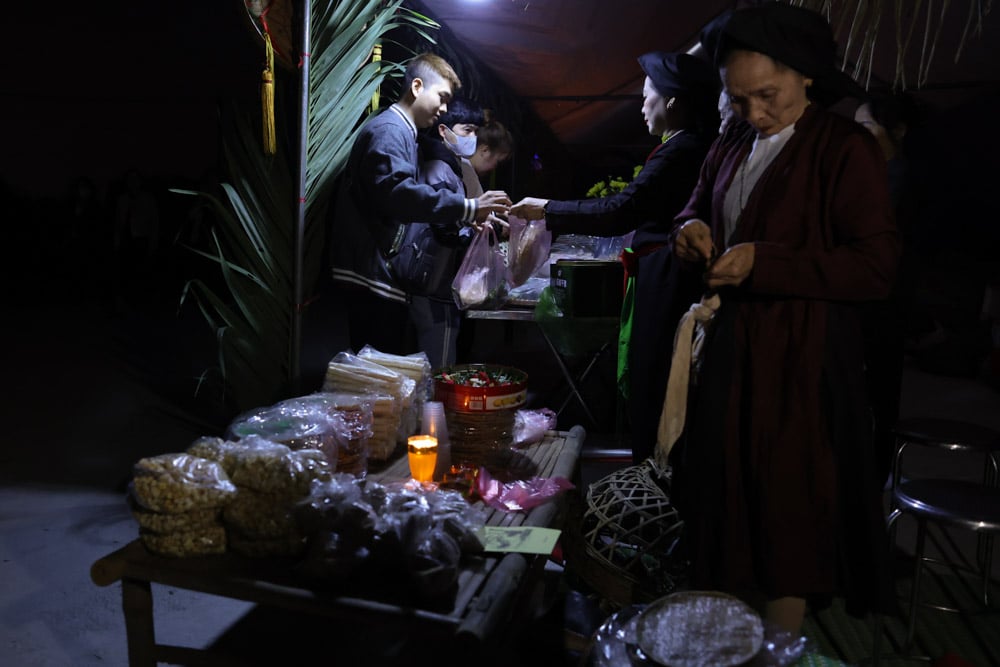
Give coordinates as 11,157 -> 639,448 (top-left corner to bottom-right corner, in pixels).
172,0 -> 437,414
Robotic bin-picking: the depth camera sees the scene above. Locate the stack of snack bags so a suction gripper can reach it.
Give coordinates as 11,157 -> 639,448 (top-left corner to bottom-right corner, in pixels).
322,351 -> 417,459
214,435 -> 333,557
129,450 -> 237,557
357,345 -> 432,407
294,474 -> 486,601
129,434 -> 334,558
278,392 -> 376,475
226,394 -> 372,477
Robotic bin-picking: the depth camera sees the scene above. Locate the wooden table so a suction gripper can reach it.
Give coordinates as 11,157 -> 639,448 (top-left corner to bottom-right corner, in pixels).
91,427 -> 585,666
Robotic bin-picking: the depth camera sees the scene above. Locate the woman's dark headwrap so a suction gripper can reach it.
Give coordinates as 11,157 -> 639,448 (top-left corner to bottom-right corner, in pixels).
637,51 -> 720,133
710,2 -> 867,108
638,51 -> 719,100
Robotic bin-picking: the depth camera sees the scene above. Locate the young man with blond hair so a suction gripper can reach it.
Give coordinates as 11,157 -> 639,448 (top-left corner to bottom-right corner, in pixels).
329,53 -> 511,355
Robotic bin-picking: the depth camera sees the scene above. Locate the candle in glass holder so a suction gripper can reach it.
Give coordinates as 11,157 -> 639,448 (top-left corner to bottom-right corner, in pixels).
407,435 -> 438,483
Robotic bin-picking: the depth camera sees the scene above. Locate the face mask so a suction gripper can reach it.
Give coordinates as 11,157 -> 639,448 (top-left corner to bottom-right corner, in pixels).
443,126 -> 477,158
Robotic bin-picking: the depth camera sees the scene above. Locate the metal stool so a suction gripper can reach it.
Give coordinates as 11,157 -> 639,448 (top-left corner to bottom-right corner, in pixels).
890,418 -> 1000,606
872,417 -> 1000,663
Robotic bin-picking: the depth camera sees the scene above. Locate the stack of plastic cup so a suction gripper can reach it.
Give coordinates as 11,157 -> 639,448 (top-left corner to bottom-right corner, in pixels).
421,401 -> 451,480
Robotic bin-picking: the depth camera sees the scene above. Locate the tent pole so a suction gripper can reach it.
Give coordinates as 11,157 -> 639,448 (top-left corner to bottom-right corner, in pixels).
292,0 -> 311,390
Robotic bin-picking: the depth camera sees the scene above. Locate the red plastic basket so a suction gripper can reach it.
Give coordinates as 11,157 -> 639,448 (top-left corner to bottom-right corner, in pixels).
433,364 -> 528,413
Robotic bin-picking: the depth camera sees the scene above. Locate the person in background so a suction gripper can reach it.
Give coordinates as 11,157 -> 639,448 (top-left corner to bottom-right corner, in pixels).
455,118 -> 515,363
408,98 -> 486,369
718,89 -> 737,134
463,119 -> 514,196
670,2 -> 899,634
328,53 -> 511,356
510,52 -> 720,464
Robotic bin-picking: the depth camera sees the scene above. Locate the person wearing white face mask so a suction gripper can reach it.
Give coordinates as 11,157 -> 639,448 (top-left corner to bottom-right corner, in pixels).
442,124 -> 478,158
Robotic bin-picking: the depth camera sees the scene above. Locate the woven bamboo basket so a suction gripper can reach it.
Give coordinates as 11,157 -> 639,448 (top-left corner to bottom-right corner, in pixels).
565,458 -> 686,608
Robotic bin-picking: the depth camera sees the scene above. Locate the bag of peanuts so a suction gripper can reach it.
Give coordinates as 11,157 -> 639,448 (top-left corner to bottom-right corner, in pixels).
185,436 -> 244,475
226,435 -> 333,497
130,452 -> 237,557
131,453 -> 238,514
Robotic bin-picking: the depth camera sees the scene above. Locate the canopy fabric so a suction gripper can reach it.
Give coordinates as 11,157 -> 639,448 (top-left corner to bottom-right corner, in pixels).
418,0 -> 1000,153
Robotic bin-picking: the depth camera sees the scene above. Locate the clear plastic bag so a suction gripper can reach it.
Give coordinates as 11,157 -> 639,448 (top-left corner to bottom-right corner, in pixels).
507,215 -> 552,287
227,435 -> 333,497
293,477 -> 487,599
452,223 -> 511,310
226,401 -> 348,470
513,407 -> 558,447
131,453 -> 237,513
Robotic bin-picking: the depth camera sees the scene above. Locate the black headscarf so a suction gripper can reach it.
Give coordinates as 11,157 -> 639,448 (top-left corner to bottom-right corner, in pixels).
637,51 -> 721,133
638,52 -> 719,103
712,2 -> 867,108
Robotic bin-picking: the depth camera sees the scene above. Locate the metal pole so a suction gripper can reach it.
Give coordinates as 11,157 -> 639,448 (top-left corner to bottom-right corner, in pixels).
292,0 -> 311,390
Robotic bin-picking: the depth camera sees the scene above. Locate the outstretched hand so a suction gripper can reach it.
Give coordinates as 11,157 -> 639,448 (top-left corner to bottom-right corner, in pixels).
509,197 -> 549,221
474,213 -> 510,237
475,190 -> 512,223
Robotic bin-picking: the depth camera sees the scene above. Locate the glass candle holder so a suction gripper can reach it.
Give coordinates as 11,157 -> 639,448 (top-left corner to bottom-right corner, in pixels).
407,435 -> 438,483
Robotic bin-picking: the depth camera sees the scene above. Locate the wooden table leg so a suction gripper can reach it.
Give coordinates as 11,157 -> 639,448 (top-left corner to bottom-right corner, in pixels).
122,577 -> 156,667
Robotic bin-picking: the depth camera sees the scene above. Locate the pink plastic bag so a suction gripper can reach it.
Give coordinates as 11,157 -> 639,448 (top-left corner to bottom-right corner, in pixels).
475,466 -> 575,512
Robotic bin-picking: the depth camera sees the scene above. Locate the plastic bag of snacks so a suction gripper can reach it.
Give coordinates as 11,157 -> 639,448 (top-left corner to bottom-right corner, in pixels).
131,453 -> 237,514
128,494 -> 221,534
322,351 -> 417,460
223,486 -> 307,558
226,401 -> 349,469
358,345 -> 432,404
140,524 -> 227,558
223,487 -> 302,540
185,436 -> 244,475
506,215 -> 552,287
300,389 -> 395,471
293,477 -> 486,599
227,436 -> 333,497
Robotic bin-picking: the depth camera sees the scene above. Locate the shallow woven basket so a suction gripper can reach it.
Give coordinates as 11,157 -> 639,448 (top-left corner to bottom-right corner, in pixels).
567,458 -> 686,607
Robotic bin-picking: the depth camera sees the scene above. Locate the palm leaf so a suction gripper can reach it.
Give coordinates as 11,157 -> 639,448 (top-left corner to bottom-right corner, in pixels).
305,4 -> 438,211
173,0 -> 438,414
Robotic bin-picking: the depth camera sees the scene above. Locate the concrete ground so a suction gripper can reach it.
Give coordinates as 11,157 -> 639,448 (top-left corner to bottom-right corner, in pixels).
2,286 -> 999,666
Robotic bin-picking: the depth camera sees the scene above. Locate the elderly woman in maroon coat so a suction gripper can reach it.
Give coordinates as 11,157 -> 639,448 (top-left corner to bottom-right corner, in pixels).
671,3 -> 900,633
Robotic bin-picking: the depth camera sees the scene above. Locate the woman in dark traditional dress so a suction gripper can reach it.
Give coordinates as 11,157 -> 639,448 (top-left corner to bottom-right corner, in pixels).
511,52 -> 719,463
671,3 -> 900,633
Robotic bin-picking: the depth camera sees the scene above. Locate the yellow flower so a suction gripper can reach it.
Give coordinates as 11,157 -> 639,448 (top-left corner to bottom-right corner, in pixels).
587,165 -> 642,198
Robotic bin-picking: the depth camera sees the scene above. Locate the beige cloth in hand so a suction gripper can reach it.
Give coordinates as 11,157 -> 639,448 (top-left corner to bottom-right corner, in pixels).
655,293 -> 721,467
